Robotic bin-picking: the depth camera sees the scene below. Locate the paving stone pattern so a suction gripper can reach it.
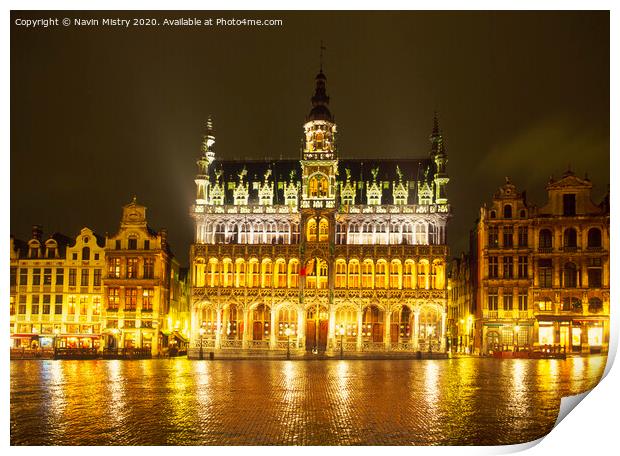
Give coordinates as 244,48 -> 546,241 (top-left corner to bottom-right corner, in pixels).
10,357 -> 605,445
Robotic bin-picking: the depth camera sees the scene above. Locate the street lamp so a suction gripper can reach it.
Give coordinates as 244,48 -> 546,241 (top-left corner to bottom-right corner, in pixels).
199,327 -> 206,360
339,325 -> 345,359
284,327 -> 292,360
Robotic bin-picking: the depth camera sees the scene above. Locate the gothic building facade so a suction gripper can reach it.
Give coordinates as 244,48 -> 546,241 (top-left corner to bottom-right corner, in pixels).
188,69 -> 451,356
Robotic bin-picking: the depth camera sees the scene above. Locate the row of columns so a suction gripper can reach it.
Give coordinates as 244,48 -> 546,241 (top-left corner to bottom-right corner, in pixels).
192,303 -> 448,352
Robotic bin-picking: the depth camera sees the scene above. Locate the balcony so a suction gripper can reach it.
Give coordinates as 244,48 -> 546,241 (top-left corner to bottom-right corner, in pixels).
538,247 -> 553,253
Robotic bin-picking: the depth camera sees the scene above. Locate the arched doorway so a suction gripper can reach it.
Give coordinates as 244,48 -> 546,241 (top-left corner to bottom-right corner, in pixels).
305,304 -> 328,352
362,305 -> 384,343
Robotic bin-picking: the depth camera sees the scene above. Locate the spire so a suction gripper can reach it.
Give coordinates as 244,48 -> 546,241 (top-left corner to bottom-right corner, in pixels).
201,116 -> 216,166
307,45 -> 333,122
430,111 -> 445,158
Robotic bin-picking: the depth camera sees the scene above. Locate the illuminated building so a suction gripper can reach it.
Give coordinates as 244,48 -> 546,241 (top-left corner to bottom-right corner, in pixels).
447,253 -> 474,354
470,172 -> 609,355
189,68 -> 451,356
103,198 -> 185,356
10,226 -> 106,350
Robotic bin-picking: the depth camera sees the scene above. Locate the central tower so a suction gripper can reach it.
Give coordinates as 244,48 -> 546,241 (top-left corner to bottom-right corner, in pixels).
300,68 -> 339,351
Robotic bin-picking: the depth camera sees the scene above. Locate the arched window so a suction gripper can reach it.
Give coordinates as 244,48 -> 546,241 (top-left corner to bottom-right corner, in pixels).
222,258 -> 233,287
309,177 -> 318,197
563,262 -> 577,288
403,261 -> 415,289
335,222 -> 347,244
376,260 -> 388,289
418,260 -> 429,289
503,205 -> 512,219
82,246 -> 90,261
254,222 -> 264,244
194,258 -> 206,287
224,304 -> 242,339
390,260 -> 402,289
262,259 -> 273,288
402,223 -> 413,245
214,223 -> 226,244
248,259 -> 260,287
335,306 -> 358,341
587,228 -> 602,248
391,306 -> 412,342
390,222 -> 402,245
490,211 -> 496,219
207,258 -> 219,287
335,260 -> 347,288
306,219 -> 317,242
239,223 -> 250,244
235,259 -> 246,287
539,229 -> 553,249
348,222 -> 360,244
200,307 -> 219,339
563,228 -> 577,249
519,209 -> 527,218
319,176 -> 329,197
275,259 -> 287,288
317,259 -> 329,289
319,218 -> 329,242
252,304 -> 271,340
288,259 -> 300,288
348,260 -> 360,288
362,305 -> 384,342
415,223 -> 427,245
362,222 -> 373,244
361,260 -> 374,288
376,223 -> 388,245
277,307 -> 297,339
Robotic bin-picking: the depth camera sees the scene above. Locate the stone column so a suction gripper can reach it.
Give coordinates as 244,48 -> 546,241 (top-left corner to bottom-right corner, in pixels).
356,309 -> 363,351
297,308 -> 305,350
242,308 -> 250,349
413,308 -> 420,350
328,308 -> 336,350
270,305 -> 276,349
215,305 -> 222,349
385,309 -> 392,351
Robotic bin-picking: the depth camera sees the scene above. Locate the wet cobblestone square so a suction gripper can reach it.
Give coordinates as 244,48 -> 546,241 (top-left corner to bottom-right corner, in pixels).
10,357 -> 606,445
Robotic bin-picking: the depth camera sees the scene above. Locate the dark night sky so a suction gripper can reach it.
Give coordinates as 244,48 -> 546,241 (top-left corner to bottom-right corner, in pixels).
10,11 -> 609,265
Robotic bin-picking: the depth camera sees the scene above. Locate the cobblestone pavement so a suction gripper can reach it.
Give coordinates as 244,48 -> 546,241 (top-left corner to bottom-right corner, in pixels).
10,357 -> 606,445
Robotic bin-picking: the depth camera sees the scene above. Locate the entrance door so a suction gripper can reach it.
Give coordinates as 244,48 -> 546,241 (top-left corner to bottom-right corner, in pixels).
305,320 -> 328,351
253,321 -> 263,340
391,323 -> 399,344
373,323 -> 384,342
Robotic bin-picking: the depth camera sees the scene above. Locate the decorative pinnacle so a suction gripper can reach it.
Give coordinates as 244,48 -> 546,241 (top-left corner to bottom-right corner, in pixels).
320,40 -> 326,72
430,112 -> 444,157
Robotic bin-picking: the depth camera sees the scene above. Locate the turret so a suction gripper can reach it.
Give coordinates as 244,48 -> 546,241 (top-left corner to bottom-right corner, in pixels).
430,113 -> 449,204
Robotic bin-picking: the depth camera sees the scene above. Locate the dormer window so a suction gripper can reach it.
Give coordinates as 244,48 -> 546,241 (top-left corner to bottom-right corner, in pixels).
82,246 -> 91,261
46,247 -> 56,258
503,205 -> 513,219
29,242 -> 40,258
128,237 -> 137,250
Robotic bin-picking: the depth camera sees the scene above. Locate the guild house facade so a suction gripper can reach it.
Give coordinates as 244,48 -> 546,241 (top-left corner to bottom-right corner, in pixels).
470,173 -> 610,355
188,69 -> 451,356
